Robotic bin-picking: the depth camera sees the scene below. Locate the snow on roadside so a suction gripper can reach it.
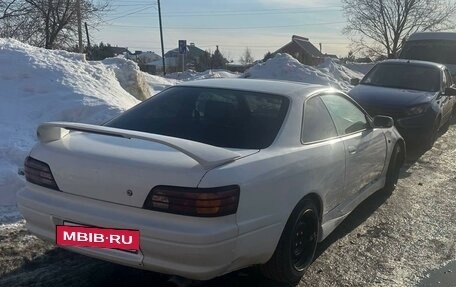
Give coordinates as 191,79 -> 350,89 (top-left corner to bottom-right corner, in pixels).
318,57 -> 365,85
166,69 -> 239,81
101,57 -> 151,100
0,38 -> 139,208
143,73 -> 181,97
244,53 -> 362,92
344,62 -> 376,75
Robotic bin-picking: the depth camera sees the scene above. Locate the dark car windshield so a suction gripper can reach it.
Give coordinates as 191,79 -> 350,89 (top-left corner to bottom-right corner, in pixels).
400,40 -> 456,65
105,86 -> 289,149
361,63 -> 441,92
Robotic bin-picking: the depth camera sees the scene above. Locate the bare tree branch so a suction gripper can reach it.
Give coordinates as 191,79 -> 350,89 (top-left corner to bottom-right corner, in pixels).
342,0 -> 456,57
1,0 -> 109,50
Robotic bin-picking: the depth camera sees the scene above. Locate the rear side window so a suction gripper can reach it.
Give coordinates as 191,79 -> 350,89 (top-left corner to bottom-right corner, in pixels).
105,86 -> 289,149
302,97 -> 338,143
321,95 -> 368,135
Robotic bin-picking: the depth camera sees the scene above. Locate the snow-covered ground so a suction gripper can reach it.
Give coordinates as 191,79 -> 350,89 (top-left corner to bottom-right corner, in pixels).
165,69 -> 240,81
143,73 -> 180,96
344,62 -> 376,75
0,39 -> 138,213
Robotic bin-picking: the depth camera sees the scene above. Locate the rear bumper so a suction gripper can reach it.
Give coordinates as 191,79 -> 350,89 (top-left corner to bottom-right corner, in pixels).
17,184 -> 239,280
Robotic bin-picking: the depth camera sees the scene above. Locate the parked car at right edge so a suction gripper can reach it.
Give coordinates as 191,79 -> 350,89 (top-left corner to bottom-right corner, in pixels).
399,32 -> 456,81
350,59 -> 456,149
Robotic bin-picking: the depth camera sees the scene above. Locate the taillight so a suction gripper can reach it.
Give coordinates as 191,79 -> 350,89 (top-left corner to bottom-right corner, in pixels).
24,157 -> 60,191
143,185 -> 240,217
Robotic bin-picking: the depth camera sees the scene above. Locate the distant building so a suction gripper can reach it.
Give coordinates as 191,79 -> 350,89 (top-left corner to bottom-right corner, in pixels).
275,35 -> 324,66
126,51 -> 161,65
164,42 -> 207,72
110,46 -> 130,56
324,53 -> 339,59
124,51 -> 162,74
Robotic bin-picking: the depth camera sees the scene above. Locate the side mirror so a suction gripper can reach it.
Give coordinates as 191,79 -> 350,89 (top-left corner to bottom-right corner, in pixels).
350,78 -> 360,86
373,115 -> 394,128
444,87 -> 456,96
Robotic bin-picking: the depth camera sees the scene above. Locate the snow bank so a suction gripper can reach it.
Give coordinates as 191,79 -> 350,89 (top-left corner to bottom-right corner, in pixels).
166,69 -> 239,81
0,38 -> 139,207
318,57 -> 365,84
244,54 -> 364,92
343,62 -> 376,75
143,73 -> 181,97
101,57 -> 151,101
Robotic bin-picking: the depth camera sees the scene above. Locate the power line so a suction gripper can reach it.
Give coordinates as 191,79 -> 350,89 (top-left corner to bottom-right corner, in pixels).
104,21 -> 346,30
105,5 -> 156,21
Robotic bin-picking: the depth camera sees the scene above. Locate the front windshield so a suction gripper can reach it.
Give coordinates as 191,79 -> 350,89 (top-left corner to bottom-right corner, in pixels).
361,63 -> 441,92
400,40 -> 456,65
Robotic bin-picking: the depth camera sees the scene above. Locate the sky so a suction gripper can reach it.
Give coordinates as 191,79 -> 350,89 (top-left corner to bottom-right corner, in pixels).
92,0 -> 349,62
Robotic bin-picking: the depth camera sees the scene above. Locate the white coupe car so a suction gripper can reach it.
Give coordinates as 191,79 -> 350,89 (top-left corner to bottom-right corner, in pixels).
17,79 -> 405,284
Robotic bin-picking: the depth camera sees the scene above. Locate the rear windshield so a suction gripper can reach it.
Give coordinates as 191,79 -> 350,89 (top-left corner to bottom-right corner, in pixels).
361,63 -> 441,92
400,40 -> 456,65
105,86 -> 289,149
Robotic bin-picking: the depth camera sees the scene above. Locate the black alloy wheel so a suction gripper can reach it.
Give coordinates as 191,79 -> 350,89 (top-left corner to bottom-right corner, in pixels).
260,199 -> 319,284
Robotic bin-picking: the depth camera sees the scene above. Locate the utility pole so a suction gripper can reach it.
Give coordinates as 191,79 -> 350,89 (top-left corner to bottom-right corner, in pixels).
157,0 -> 166,75
84,22 -> 91,48
319,43 -> 322,53
76,0 -> 83,53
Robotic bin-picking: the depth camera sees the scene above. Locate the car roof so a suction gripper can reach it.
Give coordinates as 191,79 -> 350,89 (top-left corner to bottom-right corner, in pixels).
175,78 -> 335,99
379,59 -> 446,70
408,32 -> 456,41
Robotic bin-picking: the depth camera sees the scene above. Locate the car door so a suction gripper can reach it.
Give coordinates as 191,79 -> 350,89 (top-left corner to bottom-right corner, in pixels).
301,96 -> 346,211
320,94 -> 387,198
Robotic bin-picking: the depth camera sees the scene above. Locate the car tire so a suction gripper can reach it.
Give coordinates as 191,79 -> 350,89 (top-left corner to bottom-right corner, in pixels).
259,198 -> 319,284
384,143 -> 403,193
423,118 -> 440,150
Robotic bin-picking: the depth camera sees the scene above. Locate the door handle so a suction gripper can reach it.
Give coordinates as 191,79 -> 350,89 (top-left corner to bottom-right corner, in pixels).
348,145 -> 357,154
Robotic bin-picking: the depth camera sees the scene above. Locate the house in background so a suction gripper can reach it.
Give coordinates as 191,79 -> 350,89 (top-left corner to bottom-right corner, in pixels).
125,51 -> 162,74
110,46 -> 130,57
126,51 -> 161,65
274,35 -> 324,66
164,42 -> 207,72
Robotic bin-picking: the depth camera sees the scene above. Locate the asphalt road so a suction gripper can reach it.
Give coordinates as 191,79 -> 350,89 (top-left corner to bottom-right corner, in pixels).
1,120 -> 455,287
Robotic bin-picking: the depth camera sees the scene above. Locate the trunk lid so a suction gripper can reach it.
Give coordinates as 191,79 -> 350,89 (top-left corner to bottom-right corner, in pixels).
30,125 -> 257,208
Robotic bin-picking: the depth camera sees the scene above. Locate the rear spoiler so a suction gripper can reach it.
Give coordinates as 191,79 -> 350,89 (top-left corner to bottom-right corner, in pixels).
37,122 -> 241,170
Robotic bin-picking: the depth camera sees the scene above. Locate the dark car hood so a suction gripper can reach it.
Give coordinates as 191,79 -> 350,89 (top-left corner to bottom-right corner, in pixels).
349,84 -> 437,108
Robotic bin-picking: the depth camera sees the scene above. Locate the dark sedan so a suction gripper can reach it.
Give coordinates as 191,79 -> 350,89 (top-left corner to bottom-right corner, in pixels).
349,60 -> 456,148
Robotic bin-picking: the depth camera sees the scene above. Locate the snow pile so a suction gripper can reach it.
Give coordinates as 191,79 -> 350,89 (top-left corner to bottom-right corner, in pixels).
166,69 -> 239,81
318,57 -> 365,84
0,38 -> 139,208
143,73 -> 181,96
343,62 -> 376,75
244,54 -> 364,91
101,57 -> 151,101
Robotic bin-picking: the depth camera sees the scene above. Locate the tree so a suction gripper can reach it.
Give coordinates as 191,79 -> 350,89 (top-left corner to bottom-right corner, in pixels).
342,0 -> 456,57
0,0 -> 27,20
195,50 -> 211,72
239,47 -> 254,65
0,0 -> 108,49
86,42 -> 114,60
262,51 -> 275,62
211,45 -> 228,69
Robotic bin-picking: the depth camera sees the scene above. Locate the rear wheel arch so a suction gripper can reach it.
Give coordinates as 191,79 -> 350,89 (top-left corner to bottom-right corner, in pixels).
260,193 -> 322,283
283,193 -> 323,244
396,139 -> 406,166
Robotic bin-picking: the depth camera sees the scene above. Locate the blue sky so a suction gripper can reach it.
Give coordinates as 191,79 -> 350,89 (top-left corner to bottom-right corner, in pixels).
93,0 -> 349,61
